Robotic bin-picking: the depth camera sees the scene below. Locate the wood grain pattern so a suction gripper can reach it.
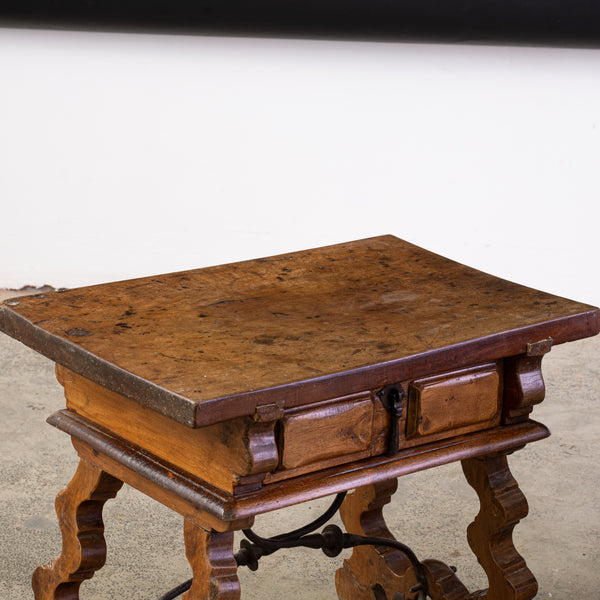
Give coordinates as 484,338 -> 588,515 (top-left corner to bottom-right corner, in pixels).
182,520 -> 240,600
407,363 -> 501,438
420,559 -> 472,600
8,237 -> 596,600
31,459 -> 122,600
462,453 -> 538,600
280,394 -> 374,469
63,425 -> 255,533
1,235 -> 598,427
57,366 -> 278,493
265,392 -> 389,483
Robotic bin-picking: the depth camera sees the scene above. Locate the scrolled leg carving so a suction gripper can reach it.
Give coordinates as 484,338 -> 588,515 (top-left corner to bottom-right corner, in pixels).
335,480 -> 470,600
462,453 -> 538,600
420,560 -> 471,600
182,519 -> 240,600
335,480 -> 416,599
31,458 -> 123,600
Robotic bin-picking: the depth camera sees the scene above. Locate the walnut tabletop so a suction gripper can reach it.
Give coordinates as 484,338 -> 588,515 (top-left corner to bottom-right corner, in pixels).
1,235 -> 598,428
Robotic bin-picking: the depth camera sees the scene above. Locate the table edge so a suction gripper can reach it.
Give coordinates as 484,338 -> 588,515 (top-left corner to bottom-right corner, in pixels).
2,303 -> 598,428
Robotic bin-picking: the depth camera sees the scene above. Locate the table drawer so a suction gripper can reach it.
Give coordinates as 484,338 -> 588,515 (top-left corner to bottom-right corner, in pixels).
280,394 -> 375,469
406,362 -> 502,439
262,392 -> 388,484
268,363 -> 502,484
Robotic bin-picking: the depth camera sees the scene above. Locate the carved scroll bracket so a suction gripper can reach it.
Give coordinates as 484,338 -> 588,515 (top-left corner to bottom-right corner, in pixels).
502,337 -> 552,424
233,404 -> 283,494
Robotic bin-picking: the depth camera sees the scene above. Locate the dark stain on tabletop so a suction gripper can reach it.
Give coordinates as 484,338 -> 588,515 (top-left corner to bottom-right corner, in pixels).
252,335 -> 277,346
66,328 -> 92,337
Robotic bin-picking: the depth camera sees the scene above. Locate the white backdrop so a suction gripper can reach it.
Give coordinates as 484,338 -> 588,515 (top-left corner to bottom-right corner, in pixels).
1,28 -> 599,306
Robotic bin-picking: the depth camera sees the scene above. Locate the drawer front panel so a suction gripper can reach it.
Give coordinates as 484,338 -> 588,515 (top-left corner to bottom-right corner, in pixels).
280,396 -> 374,469
407,363 -> 501,438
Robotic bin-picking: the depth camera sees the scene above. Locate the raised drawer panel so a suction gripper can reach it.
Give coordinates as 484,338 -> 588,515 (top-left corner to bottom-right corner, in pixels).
406,363 -> 501,439
280,395 -> 374,469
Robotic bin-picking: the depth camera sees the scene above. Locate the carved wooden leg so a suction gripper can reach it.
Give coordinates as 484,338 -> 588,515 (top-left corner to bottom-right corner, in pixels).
31,458 -> 123,600
336,479 -> 471,600
182,519 -> 241,600
335,480 -> 415,600
462,453 -> 538,600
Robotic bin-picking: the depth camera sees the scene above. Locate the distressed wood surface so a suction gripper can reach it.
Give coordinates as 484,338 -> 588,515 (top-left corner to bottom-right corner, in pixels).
502,352 -> 549,425
2,235 -> 598,426
280,394 -> 375,469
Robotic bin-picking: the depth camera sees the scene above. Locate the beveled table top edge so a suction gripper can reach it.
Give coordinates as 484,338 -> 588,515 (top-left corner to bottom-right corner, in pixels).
1,305 -> 198,426
2,300 -> 598,428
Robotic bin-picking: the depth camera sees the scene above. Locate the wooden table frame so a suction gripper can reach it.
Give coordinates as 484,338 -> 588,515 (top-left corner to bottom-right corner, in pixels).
31,360 -> 550,600
1,236 -> 598,600
35,412 -> 548,600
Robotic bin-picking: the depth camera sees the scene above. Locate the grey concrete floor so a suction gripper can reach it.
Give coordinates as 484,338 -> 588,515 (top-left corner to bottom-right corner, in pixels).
1,289 -> 599,599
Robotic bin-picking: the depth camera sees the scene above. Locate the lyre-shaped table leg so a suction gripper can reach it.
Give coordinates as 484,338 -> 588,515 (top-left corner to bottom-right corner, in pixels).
335,479 -> 416,599
31,458 -> 123,600
462,453 -> 538,600
182,519 -> 241,600
335,480 -> 471,600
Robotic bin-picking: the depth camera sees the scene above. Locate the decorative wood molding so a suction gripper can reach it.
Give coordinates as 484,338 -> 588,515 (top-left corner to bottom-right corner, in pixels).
31,459 -> 123,600
48,409 -> 549,526
462,453 -> 538,600
246,420 -> 280,476
182,520 -> 240,600
233,417 -> 281,493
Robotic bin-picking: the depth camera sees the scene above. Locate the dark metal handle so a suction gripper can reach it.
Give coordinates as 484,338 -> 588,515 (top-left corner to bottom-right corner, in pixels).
377,384 -> 407,456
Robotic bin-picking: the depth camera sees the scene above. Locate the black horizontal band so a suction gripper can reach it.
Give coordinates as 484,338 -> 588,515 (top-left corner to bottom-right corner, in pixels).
2,1 -> 600,47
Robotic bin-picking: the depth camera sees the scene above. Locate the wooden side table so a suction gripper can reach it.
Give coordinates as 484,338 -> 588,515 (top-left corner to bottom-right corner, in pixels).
1,235 -> 598,600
